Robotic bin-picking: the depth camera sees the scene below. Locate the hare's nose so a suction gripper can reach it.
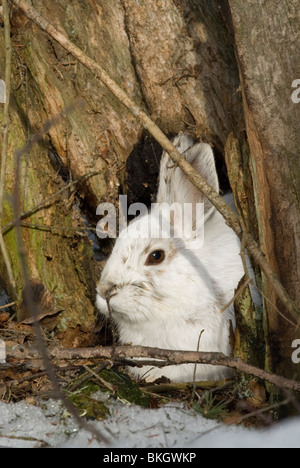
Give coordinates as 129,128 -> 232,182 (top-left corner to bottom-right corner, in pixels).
97,281 -> 117,300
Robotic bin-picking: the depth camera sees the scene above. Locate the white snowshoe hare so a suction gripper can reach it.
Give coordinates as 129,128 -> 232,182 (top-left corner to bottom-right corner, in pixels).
96,134 -> 244,382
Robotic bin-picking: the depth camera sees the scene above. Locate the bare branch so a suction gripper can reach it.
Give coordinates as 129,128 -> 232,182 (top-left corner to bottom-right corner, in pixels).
1,170 -> 101,235
219,277 -> 251,314
82,364 -> 115,393
10,107 -> 109,445
0,301 -> 15,310
140,380 -> 233,394
5,343 -> 300,393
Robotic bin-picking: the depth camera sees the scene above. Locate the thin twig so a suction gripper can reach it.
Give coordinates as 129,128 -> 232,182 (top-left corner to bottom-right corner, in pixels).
68,362 -> 111,393
141,380 -> 232,394
9,0 -> 300,322
219,277 -> 251,314
0,433 -> 49,447
0,0 -> 16,294
240,226 -> 251,280
11,108 -> 109,445
15,98 -> 84,160
82,364 -> 115,393
1,170 -> 101,235
232,398 -> 291,426
106,298 -> 117,356
0,301 -> 16,310
5,343 -> 300,393
16,222 -> 97,234
192,329 -> 205,395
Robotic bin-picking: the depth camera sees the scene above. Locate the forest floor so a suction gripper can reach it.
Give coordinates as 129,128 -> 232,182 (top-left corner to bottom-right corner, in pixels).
1,310 -> 300,448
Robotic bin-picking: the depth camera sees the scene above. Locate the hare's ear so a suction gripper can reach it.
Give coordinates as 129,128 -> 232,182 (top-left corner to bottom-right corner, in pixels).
156,134 -> 219,221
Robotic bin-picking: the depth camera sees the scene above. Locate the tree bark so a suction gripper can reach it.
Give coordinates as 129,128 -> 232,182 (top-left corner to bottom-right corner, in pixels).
121,0 -> 244,148
229,0 -> 300,379
0,0 -> 144,345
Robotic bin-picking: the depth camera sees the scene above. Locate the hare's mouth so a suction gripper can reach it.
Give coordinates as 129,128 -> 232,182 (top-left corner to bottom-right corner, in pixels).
107,290 -> 118,300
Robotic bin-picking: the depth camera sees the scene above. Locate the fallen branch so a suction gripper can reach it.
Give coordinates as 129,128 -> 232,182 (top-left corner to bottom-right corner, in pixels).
140,380 -> 232,394
5,343 -> 300,393
10,0 -> 300,322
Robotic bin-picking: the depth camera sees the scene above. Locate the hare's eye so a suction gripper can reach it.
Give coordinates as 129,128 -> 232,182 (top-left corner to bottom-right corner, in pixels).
145,249 -> 165,266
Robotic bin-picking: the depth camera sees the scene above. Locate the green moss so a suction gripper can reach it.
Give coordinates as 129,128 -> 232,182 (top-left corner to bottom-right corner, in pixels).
1,200 -> 23,297
234,281 -> 265,370
68,367 -> 151,420
99,369 -> 151,408
69,383 -> 110,420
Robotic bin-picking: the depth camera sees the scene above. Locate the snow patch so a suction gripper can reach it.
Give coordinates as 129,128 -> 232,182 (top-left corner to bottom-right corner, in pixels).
0,398 -> 300,448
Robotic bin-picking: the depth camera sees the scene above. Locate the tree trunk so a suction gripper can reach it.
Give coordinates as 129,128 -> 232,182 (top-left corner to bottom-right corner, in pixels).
229,0 -> 300,381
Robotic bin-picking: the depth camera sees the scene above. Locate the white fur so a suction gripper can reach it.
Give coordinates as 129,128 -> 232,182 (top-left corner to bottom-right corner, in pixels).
96,134 -> 244,382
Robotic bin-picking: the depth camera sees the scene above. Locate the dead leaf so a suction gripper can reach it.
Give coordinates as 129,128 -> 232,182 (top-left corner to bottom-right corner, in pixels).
245,380 -> 267,408
19,279 -> 62,330
0,312 -> 10,323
